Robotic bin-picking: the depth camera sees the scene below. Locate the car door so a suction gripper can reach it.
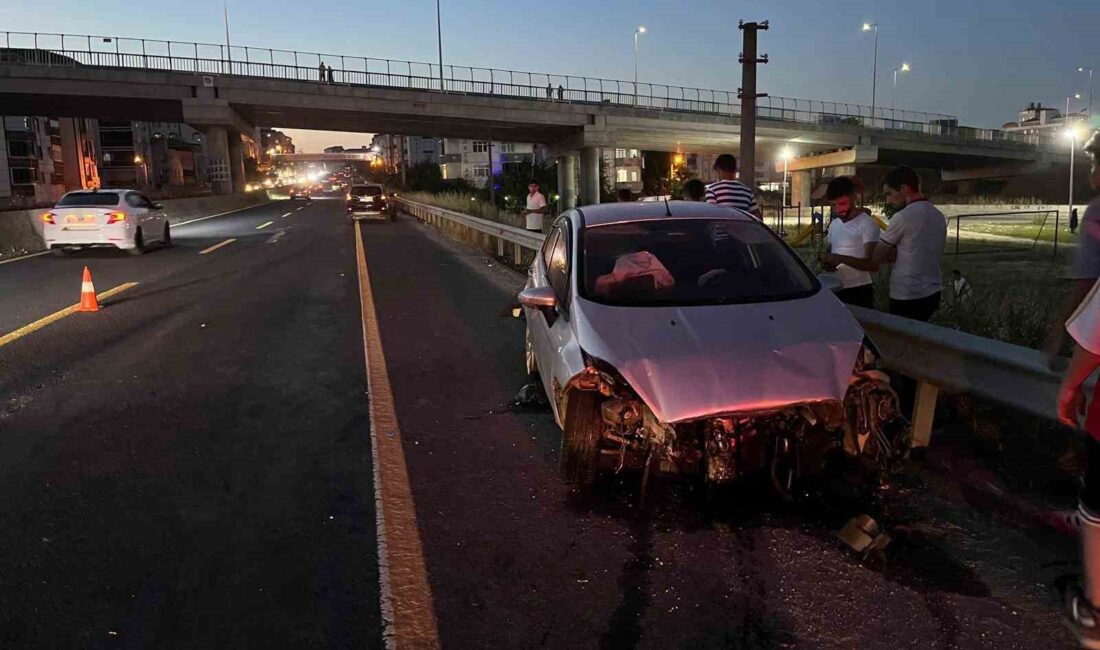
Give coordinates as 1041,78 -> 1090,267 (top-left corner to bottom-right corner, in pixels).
136,192 -> 166,240
530,219 -> 581,423
526,227 -> 560,394
124,192 -> 154,241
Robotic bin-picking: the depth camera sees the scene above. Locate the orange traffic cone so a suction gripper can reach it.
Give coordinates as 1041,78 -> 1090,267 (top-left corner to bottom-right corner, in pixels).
78,266 -> 99,312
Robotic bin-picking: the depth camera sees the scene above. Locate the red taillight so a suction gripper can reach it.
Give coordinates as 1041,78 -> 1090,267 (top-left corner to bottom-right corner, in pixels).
41,212 -> 56,224
106,212 -> 126,224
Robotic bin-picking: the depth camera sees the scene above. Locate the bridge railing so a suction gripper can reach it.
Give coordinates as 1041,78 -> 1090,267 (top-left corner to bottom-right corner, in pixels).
1,30 -> 1054,147
396,195 -> 1074,446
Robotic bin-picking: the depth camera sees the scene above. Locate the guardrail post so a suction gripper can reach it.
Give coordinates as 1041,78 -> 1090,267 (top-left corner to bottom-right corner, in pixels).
911,381 -> 939,448
513,242 -> 522,265
497,236 -> 504,258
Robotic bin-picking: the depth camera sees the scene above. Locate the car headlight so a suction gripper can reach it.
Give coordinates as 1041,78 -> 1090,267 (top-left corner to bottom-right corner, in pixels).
855,335 -> 881,371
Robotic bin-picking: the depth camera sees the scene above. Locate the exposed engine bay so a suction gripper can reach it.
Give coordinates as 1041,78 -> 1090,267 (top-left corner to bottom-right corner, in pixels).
557,357 -> 909,500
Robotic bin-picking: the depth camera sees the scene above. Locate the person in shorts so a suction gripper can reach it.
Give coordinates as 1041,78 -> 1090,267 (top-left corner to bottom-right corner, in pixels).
1057,131 -> 1100,649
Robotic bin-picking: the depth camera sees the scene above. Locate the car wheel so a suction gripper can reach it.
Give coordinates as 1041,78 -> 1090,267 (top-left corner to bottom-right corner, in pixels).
162,223 -> 172,248
51,246 -> 74,256
128,229 -> 145,256
524,327 -> 539,378
560,391 -> 604,487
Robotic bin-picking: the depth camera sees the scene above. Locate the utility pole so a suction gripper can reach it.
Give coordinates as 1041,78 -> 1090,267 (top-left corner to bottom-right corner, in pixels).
223,0 -> 232,75
738,20 -> 769,189
436,0 -> 445,93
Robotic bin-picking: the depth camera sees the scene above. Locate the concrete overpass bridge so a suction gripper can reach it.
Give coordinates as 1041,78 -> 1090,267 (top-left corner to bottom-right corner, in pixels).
0,31 -> 1063,204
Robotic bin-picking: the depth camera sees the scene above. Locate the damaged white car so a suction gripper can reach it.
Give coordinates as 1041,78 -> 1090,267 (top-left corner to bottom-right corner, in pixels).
519,201 -> 907,499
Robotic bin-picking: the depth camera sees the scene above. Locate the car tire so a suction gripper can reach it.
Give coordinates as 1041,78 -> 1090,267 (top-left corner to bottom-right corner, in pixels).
51,246 -> 74,256
560,391 -> 604,487
162,223 -> 172,248
128,229 -> 145,256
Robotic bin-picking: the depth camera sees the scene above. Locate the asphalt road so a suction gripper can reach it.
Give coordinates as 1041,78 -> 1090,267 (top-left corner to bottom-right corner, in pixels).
0,197 -> 380,648
0,196 -> 1083,648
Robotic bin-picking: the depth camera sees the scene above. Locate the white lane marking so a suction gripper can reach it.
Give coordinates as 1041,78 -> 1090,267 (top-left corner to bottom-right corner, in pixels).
353,220 -> 441,648
265,231 -> 285,244
281,212 -> 293,218
296,206 -> 305,211
0,251 -> 51,266
256,221 -> 274,230
172,199 -> 279,228
198,238 -> 237,255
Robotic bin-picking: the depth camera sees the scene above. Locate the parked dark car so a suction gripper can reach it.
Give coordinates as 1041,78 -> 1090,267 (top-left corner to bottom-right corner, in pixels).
346,184 -> 393,222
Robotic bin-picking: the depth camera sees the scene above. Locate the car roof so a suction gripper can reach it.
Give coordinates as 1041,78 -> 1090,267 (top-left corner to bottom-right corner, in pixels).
577,200 -> 757,228
350,183 -> 383,188
63,188 -> 130,195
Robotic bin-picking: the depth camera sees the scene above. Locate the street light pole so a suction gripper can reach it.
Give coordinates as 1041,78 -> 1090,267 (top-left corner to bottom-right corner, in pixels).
863,23 -> 879,127
436,0 -> 445,93
1081,66 -> 1095,125
633,26 -> 646,107
1068,95 -> 1081,244
223,0 -> 232,73
892,62 -> 909,112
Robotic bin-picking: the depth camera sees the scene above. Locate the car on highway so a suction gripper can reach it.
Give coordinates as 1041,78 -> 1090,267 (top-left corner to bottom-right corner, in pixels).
42,189 -> 171,256
346,184 -> 393,222
288,185 -> 312,200
519,201 -> 907,499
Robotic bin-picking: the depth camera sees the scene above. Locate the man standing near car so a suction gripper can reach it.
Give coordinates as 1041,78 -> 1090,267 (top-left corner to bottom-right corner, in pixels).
871,166 -> 947,321
820,177 -> 880,309
705,154 -> 763,219
525,181 -> 548,232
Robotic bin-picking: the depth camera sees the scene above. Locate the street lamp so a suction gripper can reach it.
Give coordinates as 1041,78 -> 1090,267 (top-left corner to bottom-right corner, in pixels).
435,0 -> 445,92
862,22 -> 879,127
223,0 -> 232,74
1080,66 -> 1095,125
633,26 -> 646,107
892,62 -> 910,112
1067,94 -> 1084,243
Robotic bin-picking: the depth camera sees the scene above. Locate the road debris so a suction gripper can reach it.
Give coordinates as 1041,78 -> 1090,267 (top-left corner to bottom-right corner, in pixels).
837,514 -> 891,554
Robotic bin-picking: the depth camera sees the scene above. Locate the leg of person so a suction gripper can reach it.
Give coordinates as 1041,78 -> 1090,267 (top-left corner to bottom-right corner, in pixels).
835,285 -> 875,309
912,292 -> 941,322
1063,435 -> 1100,649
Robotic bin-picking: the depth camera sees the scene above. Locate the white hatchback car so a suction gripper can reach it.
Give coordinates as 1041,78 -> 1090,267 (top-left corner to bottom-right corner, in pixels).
42,189 -> 171,256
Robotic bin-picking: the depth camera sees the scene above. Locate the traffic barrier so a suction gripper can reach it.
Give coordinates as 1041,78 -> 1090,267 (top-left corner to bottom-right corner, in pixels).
78,266 -> 99,312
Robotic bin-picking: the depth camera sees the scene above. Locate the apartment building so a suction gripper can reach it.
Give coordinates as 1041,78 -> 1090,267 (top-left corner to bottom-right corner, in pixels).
438,138 -> 541,187
604,147 -> 643,193
99,121 -> 207,188
0,116 -> 101,206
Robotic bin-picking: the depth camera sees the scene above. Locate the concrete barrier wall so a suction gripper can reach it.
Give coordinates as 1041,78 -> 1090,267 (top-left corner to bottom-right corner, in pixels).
0,192 -> 273,261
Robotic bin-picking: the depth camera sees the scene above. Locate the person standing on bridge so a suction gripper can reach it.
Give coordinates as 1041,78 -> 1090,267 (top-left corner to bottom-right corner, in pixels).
870,166 -> 947,322
319,61 -> 326,83
820,176 -> 880,309
525,181 -> 548,232
704,154 -> 762,219
1057,132 -> 1100,649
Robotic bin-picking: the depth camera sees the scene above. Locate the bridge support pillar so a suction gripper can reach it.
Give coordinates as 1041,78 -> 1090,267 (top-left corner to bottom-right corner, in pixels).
227,133 -> 246,193
556,154 -> 577,212
579,147 -> 600,206
201,125 -> 234,195
791,171 -> 812,209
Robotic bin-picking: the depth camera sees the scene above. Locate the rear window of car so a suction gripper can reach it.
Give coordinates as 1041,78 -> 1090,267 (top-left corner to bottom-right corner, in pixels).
56,192 -> 120,207
580,218 -> 817,306
350,186 -> 383,196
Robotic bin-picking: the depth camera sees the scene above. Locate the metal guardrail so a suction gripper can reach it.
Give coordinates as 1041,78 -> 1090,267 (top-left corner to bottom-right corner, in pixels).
0,30 -> 1053,147
399,196 -> 1070,445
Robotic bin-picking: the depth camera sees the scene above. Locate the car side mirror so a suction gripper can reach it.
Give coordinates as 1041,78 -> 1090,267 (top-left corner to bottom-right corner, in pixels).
817,274 -> 843,293
518,286 -> 557,309
152,203 -> 163,210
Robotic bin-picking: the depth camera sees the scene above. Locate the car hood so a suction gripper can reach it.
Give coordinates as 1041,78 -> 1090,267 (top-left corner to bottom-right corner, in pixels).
572,290 -> 864,423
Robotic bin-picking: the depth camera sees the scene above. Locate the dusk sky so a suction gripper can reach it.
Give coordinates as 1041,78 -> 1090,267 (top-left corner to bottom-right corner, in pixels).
3,0 -> 1097,151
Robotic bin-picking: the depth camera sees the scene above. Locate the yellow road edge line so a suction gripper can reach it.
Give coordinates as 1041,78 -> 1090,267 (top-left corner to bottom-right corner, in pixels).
199,238 -> 237,255
256,221 -> 274,230
0,282 -> 139,348
354,220 -> 441,649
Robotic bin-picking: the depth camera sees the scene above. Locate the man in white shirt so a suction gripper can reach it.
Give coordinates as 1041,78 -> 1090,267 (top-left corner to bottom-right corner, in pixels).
524,182 -> 548,232
870,166 -> 947,322
820,176 -> 880,309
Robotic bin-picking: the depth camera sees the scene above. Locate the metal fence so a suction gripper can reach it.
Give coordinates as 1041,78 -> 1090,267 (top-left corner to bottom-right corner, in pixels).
0,30 -> 1054,147
947,210 -> 1063,257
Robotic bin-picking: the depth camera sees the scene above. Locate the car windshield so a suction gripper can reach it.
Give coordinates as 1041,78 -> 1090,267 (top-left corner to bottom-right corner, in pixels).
56,192 -> 120,207
351,186 -> 382,196
581,218 -> 817,306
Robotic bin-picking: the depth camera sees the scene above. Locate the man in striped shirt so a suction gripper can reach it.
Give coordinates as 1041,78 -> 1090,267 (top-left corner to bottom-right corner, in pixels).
705,154 -> 762,219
